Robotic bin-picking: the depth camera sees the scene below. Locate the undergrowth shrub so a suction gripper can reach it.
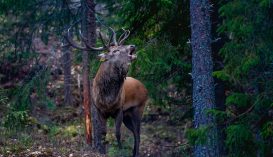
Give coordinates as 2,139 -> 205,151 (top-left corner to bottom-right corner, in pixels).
3,110 -> 30,130
225,124 -> 256,157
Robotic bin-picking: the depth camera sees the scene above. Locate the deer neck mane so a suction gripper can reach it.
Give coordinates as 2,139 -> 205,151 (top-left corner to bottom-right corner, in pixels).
93,61 -> 127,106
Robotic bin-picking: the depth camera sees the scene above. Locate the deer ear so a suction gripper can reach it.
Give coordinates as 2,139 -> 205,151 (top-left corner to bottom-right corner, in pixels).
98,53 -> 107,62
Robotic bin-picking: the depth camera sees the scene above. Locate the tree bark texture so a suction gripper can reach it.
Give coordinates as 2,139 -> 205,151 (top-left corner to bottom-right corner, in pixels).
62,39 -> 73,106
81,0 -> 95,145
190,0 -> 220,156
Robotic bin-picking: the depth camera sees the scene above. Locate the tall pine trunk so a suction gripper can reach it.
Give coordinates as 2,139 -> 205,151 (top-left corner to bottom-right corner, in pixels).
190,0 -> 220,156
81,0 -> 94,145
83,0 -> 106,153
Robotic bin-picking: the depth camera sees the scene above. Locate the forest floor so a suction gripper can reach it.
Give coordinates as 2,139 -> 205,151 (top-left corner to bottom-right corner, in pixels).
0,75 -> 192,157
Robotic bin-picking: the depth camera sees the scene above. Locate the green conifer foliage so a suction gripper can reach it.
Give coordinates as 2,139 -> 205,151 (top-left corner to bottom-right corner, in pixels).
217,0 -> 273,156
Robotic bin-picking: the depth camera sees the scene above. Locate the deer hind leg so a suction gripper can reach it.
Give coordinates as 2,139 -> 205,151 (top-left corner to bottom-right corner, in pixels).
123,107 -> 141,157
115,109 -> 123,149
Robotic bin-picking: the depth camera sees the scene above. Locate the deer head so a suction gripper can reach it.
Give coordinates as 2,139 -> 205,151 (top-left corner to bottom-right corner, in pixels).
65,22 -> 137,75
97,28 -> 137,75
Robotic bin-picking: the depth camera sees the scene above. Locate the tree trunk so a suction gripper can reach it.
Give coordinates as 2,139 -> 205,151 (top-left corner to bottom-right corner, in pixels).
81,0 -> 94,145
83,0 -> 106,153
62,39 -> 73,106
190,0 -> 220,156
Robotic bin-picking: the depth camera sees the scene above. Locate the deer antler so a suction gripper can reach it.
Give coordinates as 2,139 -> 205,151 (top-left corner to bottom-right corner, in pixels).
118,29 -> 130,45
98,32 -> 107,48
65,19 -> 107,51
118,28 -> 127,44
66,19 -> 130,50
109,27 -> 118,46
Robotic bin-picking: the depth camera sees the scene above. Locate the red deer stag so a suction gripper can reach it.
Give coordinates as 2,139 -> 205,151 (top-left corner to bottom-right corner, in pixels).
66,24 -> 148,157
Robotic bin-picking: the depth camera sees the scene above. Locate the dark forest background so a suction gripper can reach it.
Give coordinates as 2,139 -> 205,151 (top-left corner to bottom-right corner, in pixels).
0,0 -> 272,157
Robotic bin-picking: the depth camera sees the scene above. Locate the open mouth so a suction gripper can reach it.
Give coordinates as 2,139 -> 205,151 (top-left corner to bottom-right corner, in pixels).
129,45 -> 136,55
128,45 -> 136,61
129,50 -> 134,55
129,48 -> 135,55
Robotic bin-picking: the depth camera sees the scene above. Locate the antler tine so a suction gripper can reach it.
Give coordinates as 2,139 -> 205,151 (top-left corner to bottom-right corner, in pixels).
79,30 -> 106,51
79,30 -> 88,43
108,31 -> 114,48
119,29 -> 130,45
65,20 -> 90,51
65,19 -> 106,51
109,27 -> 118,46
118,28 -> 127,45
98,32 -> 107,48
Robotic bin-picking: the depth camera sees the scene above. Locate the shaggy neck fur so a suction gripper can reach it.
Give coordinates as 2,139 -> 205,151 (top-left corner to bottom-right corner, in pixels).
94,61 -> 127,108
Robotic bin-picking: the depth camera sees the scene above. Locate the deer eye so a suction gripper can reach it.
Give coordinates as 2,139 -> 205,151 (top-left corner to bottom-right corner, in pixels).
113,50 -> 120,54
